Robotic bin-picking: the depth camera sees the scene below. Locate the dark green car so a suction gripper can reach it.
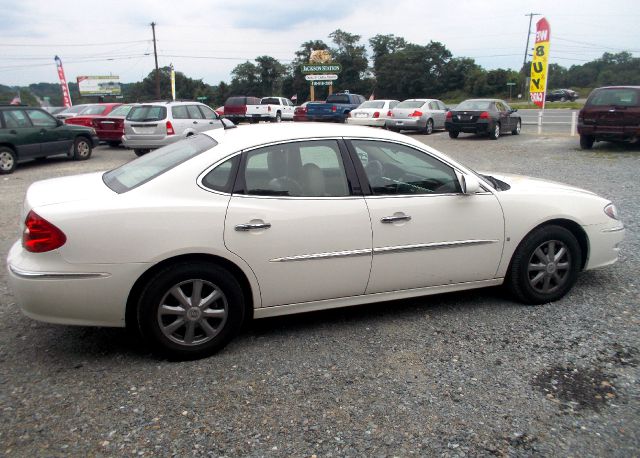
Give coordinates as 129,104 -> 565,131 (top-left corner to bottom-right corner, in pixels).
0,105 -> 99,174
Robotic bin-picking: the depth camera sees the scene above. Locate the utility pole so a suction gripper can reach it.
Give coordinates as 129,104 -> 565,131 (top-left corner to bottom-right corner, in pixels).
522,13 -> 541,101
151,22 -> 160,99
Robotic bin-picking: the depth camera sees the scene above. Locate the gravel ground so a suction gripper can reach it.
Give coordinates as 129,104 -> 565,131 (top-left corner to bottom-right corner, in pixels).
0,130 -> 638,457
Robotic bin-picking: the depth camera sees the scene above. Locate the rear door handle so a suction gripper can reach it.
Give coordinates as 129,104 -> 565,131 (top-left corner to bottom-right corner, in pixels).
381,214 -> 412,223
235,222 -> 272,231
193,121 -> 199,124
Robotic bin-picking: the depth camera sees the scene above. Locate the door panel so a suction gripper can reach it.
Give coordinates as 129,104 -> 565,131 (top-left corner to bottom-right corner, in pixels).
2,109 -> 41,158
26,110 -> 73,155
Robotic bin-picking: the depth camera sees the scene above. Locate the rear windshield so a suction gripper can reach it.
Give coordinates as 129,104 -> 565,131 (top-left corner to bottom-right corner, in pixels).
103,135 -> 217,193
225,97 -> 257,106
396,101 -> 425,109
126,105 -> 167,122
359,101 -> 385,109
587,88 -> 639,107
455,100 -> 492,111
261,97 -> 280,105
81,105 -> 109,115
60,105 -> 88,115
108,105 -> 134,117
326,94 -> 350,104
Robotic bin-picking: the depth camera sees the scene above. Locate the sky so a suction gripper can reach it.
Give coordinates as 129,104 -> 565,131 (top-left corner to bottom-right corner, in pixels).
0,0 -> 638,87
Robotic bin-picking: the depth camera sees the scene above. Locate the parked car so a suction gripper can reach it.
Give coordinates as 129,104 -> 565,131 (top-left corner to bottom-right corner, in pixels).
386,99 -> 447,134
123,101 -> 225,156
92,104 -> 137,147
578,86 -> 640,149
223,96 -> 262,124
346,99 -> 400,128
258,97 -> 295,122
64,103 -> 122,128
0,104 -> 98,174
445,99 -> 521,140
546,89 -> 579,102
215,106 -> 224,117
306,92 -> 366,123
55,104 -> 91,120
293,102 -> 311,122
7,124 -> 624,359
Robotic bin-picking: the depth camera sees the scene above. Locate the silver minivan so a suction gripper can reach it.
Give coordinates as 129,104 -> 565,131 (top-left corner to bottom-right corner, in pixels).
123,101 -> 224,156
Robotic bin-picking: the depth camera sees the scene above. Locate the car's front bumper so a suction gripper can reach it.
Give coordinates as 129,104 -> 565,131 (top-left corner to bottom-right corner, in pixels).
7,241 -> 146,327
583,222 -> 625,270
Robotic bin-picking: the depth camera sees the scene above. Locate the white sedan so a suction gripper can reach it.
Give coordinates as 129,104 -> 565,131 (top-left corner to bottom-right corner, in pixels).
346,99 -> 399,128
7,124 -> 624,359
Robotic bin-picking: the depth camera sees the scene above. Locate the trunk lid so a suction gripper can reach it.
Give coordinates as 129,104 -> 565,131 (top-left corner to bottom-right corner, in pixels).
25,172 -> 114,213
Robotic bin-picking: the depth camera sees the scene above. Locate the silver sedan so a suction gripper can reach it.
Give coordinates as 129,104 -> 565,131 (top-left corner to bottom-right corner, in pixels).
386,98 -> 448,134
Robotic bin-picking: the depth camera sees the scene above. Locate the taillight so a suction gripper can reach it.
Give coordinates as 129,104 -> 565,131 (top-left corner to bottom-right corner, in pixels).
387,110 -> 393,117
479,111 -> 490,119
268,106 -> 272,112
409,111 -> 423,117
331,105 -> 337,112
446,111 -> 452,120
23,211 -> 66,253
373,111 -> 380,118
166,120 -> 175,135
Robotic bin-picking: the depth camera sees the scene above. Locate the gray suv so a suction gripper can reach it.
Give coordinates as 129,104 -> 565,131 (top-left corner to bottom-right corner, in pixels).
123,101 -> 224,156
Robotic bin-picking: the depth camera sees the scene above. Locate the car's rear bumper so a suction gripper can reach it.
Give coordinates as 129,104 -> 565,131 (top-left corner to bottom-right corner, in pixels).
583,222 -> 625,270
347,117 -> 387,127
386,118 -> 425,130
445,120 -> 493,134
97,130 -> 124,142
578,125 -> 639,140
122,134 -> 181,150
6,241 -> 144,327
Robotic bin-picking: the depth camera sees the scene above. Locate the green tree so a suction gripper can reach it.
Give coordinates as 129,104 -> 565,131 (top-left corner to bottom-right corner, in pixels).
328,29 -> 369,94
255,56 -> 286,95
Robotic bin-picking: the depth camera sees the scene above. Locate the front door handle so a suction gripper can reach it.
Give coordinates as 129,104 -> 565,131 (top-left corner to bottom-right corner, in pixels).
381,214 -> 412,223
193,121 -> 199,124
235,222 -> 272,231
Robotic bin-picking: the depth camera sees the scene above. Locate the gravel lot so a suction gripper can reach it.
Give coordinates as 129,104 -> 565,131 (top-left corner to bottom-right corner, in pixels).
0,129 -> 638,456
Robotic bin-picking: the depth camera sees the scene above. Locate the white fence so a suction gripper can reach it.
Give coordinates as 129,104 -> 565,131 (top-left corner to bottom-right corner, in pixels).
519,110 -> 578,136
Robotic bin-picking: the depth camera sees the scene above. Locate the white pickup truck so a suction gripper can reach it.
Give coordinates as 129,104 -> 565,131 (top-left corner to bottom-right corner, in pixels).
223,96 -> 295,123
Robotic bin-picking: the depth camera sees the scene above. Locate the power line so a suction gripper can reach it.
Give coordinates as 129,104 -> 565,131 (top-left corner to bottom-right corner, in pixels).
0,40 -> 151,47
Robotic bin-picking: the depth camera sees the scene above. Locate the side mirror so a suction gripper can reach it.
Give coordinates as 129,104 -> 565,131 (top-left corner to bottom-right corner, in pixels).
56,119 -> 64,127
460,174 -> 481,195
221,118 -> 236,129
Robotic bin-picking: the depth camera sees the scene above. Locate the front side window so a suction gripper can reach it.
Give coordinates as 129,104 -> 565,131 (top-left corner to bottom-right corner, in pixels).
352,140 -> 461,195
242,140 -> 350,197
199,105 -> 218,119
103,134 -> 216,193
26,109 -> 57,127
187,105 -> 204,119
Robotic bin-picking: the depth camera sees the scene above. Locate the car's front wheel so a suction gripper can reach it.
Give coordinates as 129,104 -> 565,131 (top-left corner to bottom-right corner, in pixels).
137,262 -> 246,359
579,135 -> 594,150
507,225 -> 581,304
489,123 -> 500,140
72,137 -> 92,161
0,147 -> 17,174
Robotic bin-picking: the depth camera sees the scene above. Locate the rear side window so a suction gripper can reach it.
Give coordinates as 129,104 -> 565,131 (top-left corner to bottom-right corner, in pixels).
588,89 -> 639,107
172,106 -> 189,119
201,156 -> 240,193
103,134 -> 217,193
225,97 -> 245,106
2,109 -> 32,128
127,106 -> 167,122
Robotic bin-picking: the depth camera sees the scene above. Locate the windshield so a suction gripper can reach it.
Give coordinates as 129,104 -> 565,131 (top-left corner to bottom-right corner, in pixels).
396,101 -> 425,109
107,104 -> 134,117
103,135 -> 217,193
455,100 -> 492,111
359,101 -> 385,109
126,105 -> 167,122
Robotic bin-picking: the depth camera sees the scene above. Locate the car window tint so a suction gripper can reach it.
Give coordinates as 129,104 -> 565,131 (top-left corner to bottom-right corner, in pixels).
82,105 -> 109,115
199,105 -> 217,119
456,100 -> 492,111
429,101 -> 439,110
108,105 -> 134,117
103,134 -> 217,193
589,89 -> 639,107
243,140 -> 349,197
127,106 -> 167,122
201,155 -> 239,193
3,109 -> 31,128
396,101 -> 424,109
390,101 -> 399,109
437,101 -> 446,111
261,98 -> 279,105
172,106 -> 189,119
326,94 -> 350,104
26,109 -> 57,127
352,140 -> 461,195
360,101 -> 385,109
187,105 -> 204,119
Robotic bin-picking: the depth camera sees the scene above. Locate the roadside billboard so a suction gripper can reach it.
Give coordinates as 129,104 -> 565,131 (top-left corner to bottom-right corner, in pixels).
77,75 -> 121,96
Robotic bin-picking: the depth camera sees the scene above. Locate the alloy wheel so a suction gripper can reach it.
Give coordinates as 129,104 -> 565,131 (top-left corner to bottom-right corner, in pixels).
526,240 -> 572,294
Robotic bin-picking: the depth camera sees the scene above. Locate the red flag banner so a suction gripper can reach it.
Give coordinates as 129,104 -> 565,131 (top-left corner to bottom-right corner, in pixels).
529,18 -> 551,109
55,55 -> 72,108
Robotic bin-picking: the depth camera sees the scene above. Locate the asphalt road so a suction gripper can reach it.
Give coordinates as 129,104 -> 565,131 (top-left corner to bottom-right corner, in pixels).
0,130 -> 638,456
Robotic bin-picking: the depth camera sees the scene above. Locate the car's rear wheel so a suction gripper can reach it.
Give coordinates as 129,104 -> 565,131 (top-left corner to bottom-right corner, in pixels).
507,225 -> 581,304
579,135 -> 594,150
271,112 -> 282,123
490,123 -> 500,140
424,119 -> 434,135
137,262 -> 245,359
107,141 -> 121,147
512,120 -> 521,135
448,130 -> 459,139
0,147 -> 17,174
72,137 -> 92,161
134,149 -> 150,156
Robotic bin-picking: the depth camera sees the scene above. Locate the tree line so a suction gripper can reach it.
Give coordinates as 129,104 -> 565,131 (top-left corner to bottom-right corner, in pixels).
7,30 -> 639,107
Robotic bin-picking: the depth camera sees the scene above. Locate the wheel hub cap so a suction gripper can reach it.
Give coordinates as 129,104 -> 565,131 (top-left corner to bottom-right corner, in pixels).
186,308 -> 202,321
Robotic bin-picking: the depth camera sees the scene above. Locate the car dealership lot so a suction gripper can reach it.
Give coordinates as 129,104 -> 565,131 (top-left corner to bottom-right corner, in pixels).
0,133 -> 638,456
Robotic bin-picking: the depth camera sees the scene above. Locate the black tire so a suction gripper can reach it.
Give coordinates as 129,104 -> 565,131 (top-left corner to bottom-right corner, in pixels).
512,120 -> 521,135
137,262 -> 246,359
489,123 -> 500,140
389,127 -> 400,133
134,149 -> 150,157
507,225 -> 582,305
579,135 -> 594,150
72,136 -> 92,161
424,119 -> 434,135
0,147 -> 17,174
448,130 -> 459,139
107,141 -> 121,147
271,112 -> 282,123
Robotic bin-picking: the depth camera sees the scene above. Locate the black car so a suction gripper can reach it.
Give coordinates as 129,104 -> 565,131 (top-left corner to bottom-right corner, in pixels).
445,99 -> 521,140
546,89 -> 579,102
0,104 -> 99,174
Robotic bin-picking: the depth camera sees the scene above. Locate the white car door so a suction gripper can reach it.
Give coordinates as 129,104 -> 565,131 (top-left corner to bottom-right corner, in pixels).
349,139 -> 504,294
224,139 -> 372,308
197,105 -> 224,130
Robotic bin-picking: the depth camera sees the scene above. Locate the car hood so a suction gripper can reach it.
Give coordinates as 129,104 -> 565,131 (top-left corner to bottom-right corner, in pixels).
25,172 -> 113,210
482,172 -> 597,196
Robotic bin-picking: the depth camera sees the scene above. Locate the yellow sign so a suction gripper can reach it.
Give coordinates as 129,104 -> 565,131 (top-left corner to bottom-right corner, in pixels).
529,18 -> 551,108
